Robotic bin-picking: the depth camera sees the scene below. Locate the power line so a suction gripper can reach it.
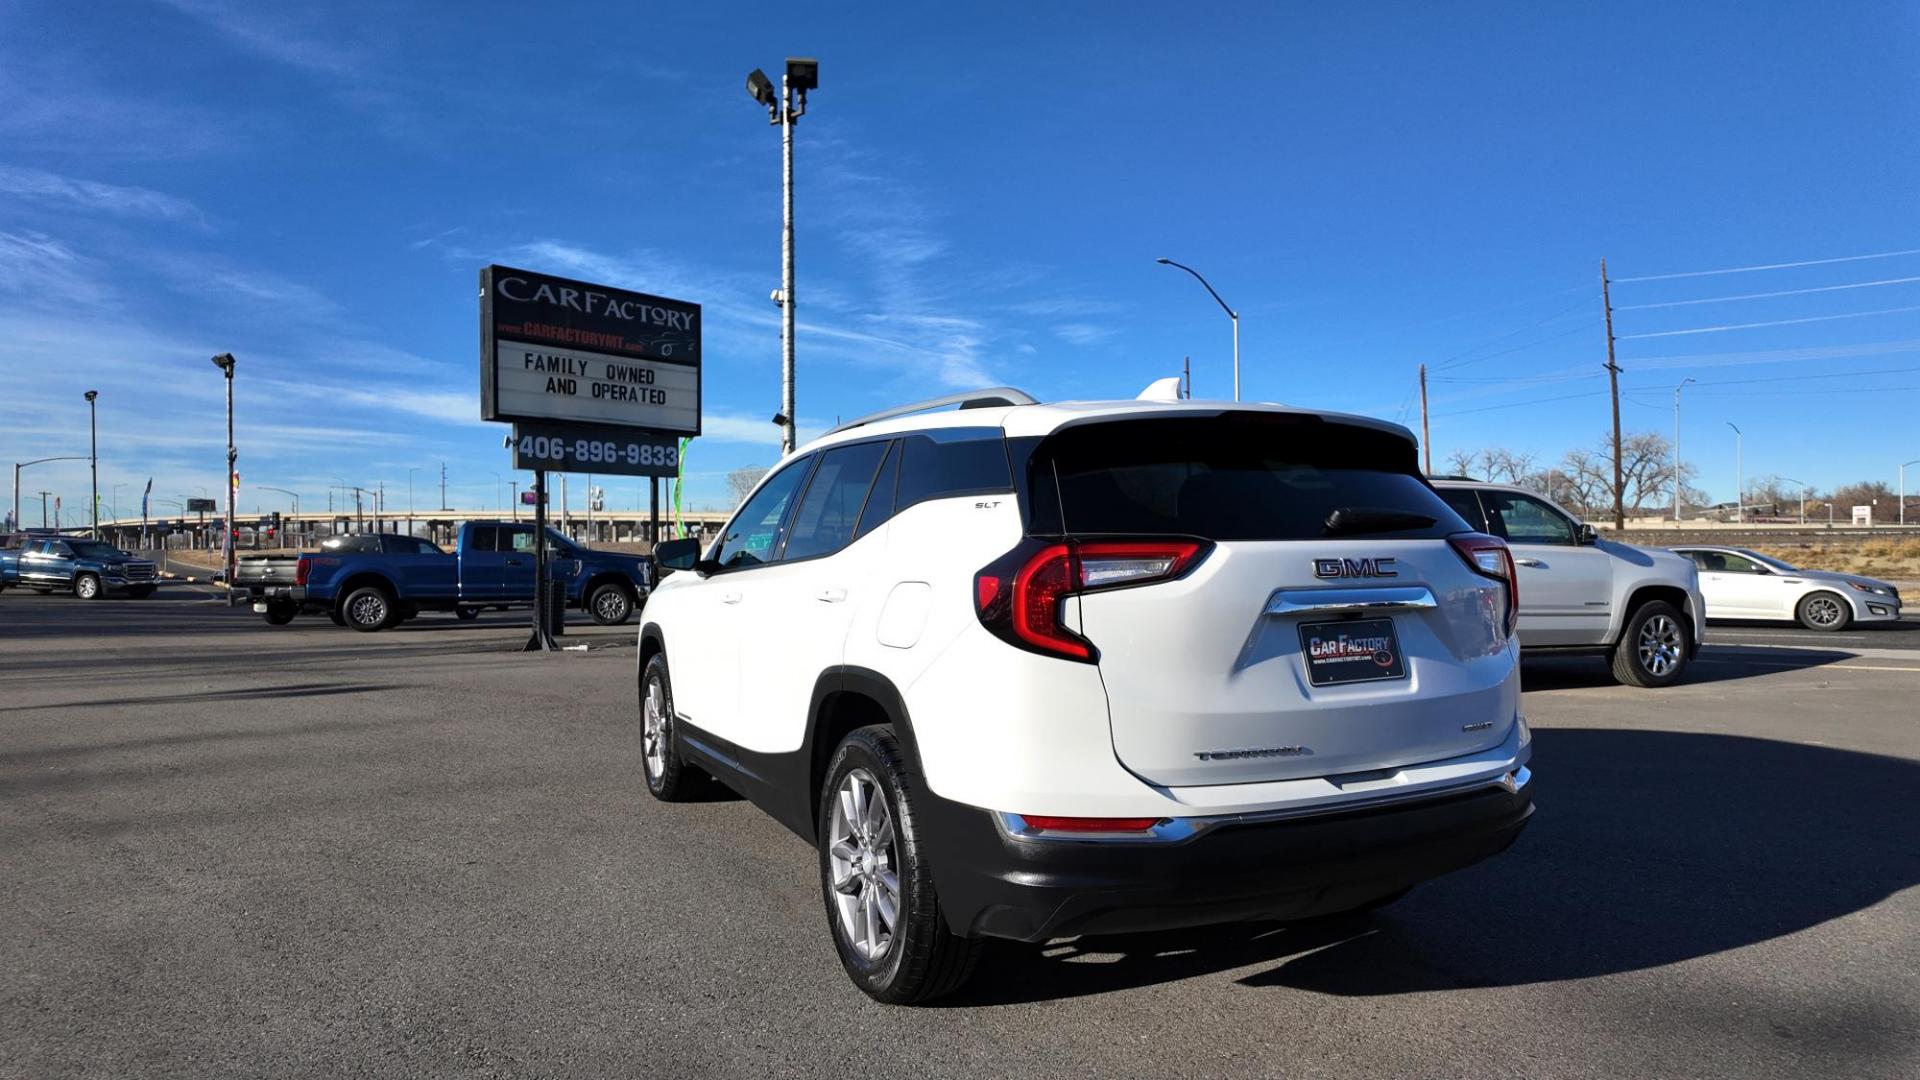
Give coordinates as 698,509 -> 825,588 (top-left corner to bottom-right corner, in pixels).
1435,389 -> 1607,418
1622,336 -> 1920,368
1430,297 -> 1593,371
1688,384 -> 1920,397
1672,364 -> 1920,388
1613,247 -> 1920,283
1433,321 -> 1592,372
1614,275 -> 1920,311
1617,304 -> 1920,340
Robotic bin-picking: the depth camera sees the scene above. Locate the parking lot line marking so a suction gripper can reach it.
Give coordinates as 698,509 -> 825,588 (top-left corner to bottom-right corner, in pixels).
1696,659 -> 1920,674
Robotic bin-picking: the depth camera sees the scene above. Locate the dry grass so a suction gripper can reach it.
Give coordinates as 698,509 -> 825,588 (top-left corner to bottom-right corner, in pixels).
1746,537 -> 1920,581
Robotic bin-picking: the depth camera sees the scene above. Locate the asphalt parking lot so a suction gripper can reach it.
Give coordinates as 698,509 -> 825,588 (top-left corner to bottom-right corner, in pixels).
3,585 -> 1917,1079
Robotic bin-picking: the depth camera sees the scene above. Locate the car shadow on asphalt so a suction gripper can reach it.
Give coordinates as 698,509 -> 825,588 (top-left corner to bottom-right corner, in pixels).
941,728 -> 1920,1006
1517,649 -> 1850,689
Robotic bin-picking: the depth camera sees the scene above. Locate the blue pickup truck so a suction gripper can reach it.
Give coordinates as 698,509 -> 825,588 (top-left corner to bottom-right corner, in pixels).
237,521 -> 651,631
0,534 -> 158,598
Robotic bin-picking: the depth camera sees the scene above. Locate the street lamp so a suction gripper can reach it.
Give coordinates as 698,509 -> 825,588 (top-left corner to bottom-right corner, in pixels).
1900,458 -> 1920,527
211,353 -> 237,589
84,390 -> 100,539
1671,378 -> 1694,521
1780,476 -> 1808,525
1156,258 -> 1240,401
1725,421 -> 1742,524
11,456 -> 86,534
747,56 -> 817,456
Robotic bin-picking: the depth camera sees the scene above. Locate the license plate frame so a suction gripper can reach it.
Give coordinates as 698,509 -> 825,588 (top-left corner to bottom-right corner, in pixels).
1298,617 -> 1408,686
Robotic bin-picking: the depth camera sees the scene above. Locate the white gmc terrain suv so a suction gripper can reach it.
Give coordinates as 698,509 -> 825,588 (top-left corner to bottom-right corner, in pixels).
641,389 -> 1534,1003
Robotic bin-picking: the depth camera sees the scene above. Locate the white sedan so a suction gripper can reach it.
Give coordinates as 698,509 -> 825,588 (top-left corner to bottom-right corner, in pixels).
1669,546 -> 1904,631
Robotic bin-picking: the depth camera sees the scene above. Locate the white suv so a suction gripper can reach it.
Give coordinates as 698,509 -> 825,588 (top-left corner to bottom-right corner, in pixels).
642,390 -> 1534,1003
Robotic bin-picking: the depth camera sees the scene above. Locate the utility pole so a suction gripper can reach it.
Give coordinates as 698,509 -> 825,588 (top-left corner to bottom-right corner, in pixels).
1182,356 -> 1191,399
440,463 -> 449,511
1419,363 -> 1432,475
1600,260 -> 1625,530
38,491 -> 51,528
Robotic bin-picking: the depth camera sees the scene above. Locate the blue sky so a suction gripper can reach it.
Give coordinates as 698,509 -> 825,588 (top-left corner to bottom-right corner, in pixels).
3,1 -> 1918,526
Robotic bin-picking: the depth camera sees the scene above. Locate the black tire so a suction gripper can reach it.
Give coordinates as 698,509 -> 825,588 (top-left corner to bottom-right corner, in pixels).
1796,591 -> 1852,632
1609,600 -> 1690,688
340,586 -> 394,632
263,602 -> 297,626
639,653 -> 696,801
589,582 -> 635,626
818,726 -> 981,1005
328,608 -> 348,627
455,606 -> 481,621
74,573 -> 102,600
127,586 -> 155,599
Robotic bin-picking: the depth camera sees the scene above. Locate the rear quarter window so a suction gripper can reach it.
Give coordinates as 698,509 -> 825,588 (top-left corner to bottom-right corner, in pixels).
894,428 -> 1012,512
1026,413 -> 1469,541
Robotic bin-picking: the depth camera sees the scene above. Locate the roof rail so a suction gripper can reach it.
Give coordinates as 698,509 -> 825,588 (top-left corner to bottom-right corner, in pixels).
824,387 -> 1038,437
1427,474 -> 1483,482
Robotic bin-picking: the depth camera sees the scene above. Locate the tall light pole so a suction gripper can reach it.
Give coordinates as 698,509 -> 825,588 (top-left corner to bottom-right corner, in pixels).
1901,458 -> 1920,527
1156,258 -> 1240,402
1725,421 -> 1742,524
1671,378 -> 1694,522
1780,476 -> 1808,525
84,390 -> 100,539
747,57 -> 817,456
12,456 -> 86,534
211,353 -> 237,587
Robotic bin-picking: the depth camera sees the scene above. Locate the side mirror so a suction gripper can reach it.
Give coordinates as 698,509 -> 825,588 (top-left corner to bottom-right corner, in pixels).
1575,523 -> 1598,546
653,537 -> 704,575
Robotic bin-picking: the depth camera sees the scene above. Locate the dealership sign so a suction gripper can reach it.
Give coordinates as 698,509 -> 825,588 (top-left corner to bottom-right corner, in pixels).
480,265 -> 701,435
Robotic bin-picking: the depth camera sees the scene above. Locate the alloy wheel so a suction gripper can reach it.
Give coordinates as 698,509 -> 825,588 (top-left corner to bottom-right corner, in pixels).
827,768 -> 900,962
350,593 -> 386,627
596,589 -> 629,623
1805,595 -> 1844,629
642,672 -> 668,780
1637,613 -> 1681,677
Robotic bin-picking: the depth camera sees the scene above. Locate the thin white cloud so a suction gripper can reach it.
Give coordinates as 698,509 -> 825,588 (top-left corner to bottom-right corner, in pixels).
1053,323 -> 1114,346
156,0 -> 375,78
0,165 -> 204,223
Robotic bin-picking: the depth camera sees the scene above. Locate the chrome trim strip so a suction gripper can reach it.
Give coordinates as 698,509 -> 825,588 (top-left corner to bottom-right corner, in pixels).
1265,585 -> 1438,618
997,767 -> 1530,845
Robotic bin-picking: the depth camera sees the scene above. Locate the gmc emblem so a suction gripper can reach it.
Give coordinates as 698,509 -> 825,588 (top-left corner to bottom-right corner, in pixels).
1314,557 -> 1398,579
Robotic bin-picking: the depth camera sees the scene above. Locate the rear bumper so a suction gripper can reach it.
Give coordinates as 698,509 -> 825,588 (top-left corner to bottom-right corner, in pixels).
922,770 -> 1533,942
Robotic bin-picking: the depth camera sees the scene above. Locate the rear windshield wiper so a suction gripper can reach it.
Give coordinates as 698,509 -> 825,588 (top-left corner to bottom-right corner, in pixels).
1323,507 -> 1436,536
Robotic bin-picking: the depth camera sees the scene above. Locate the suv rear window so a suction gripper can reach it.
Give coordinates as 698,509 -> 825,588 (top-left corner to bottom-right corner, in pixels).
895,428 -> 1012,511
1027,414 -> 1468,541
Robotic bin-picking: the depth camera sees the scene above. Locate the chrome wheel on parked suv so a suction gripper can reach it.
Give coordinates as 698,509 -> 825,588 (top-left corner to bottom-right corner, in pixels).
1612,600 -> 1690,688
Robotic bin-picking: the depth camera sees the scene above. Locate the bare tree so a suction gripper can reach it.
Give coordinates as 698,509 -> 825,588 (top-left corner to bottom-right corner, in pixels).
1559,447 -> 1612,520
1443,449 -> 1476,477
1479,448 -> 1538,485
726,465 -> 769,508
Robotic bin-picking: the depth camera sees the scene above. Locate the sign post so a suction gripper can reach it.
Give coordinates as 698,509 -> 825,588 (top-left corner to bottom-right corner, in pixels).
479,264 -> 702,651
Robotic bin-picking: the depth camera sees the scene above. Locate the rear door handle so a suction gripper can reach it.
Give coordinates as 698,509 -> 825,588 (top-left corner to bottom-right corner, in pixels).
505,558 -> 526,566
816,587 -> 847,603
1515,558 -> 1546,568
722,590 -> 742,604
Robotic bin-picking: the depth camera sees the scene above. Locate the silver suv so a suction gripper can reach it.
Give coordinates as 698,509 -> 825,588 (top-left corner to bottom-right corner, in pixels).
1431,480 -> 1704,687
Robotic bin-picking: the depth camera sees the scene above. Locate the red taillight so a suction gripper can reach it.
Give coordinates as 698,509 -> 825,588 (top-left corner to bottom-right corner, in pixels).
294,555 -> 311,586
1013,543 -> 1086,658
1017,815 -> 1162,834
1448,532 -> 1517,633
977,538 -> 1208,662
